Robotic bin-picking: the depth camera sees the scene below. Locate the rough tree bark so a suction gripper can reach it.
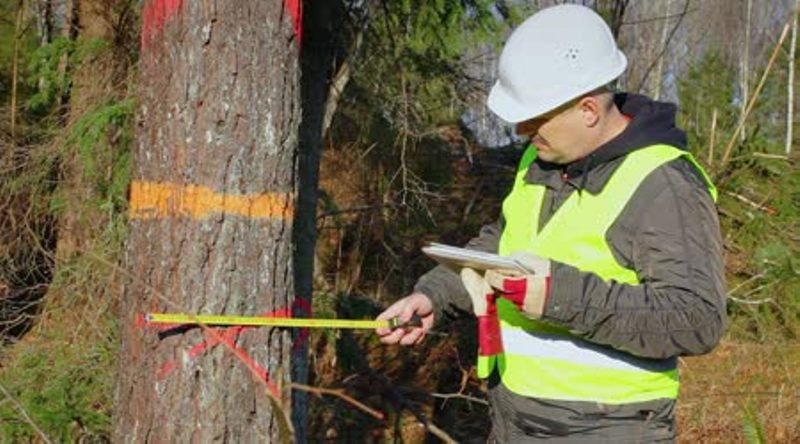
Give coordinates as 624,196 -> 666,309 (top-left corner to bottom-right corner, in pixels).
114,1 -> 302,442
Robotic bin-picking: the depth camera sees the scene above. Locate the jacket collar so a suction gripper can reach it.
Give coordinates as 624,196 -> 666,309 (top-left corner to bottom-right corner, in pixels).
523,93 -> 688,194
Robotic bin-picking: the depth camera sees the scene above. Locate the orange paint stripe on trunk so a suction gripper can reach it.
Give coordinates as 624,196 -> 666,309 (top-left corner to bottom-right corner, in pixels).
129,181 -> 293,220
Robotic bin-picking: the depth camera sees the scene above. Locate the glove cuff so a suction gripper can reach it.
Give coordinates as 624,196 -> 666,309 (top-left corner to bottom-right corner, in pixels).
491,273 -> 550,319
477,315 -> 503,355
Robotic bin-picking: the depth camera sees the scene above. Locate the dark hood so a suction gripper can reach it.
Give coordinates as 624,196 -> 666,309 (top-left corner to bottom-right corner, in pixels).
530,93 -> 688,190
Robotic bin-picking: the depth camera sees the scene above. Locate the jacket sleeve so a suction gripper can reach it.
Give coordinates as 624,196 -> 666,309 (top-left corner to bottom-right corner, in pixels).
541,158 -> 727,359
413,221 -> 502,326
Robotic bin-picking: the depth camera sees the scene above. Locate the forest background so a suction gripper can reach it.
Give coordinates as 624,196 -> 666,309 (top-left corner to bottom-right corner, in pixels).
0,0 -> 798,442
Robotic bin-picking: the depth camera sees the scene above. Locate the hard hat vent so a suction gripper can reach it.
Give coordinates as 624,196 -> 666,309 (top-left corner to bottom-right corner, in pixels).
565,48 -> 579,60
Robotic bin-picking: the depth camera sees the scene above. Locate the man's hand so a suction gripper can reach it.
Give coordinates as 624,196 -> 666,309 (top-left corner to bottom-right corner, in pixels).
486,252 -> 551,319
376,292 -> 435,345
461,268 -> 502,356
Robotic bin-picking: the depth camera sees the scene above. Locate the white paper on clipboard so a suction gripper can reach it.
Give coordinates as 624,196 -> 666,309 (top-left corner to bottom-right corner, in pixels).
421,243 -> 533,274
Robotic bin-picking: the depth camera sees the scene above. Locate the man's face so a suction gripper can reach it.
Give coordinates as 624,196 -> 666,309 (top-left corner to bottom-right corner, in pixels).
515,100 -> 588,164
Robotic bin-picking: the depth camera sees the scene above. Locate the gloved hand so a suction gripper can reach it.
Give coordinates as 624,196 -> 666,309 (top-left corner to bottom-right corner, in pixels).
460,268 -> 503,356
485,252 -> 551,319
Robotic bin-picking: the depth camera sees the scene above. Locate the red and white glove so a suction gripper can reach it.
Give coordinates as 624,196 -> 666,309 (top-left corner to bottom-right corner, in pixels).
460,253 -> 551,358
485,253 -> 551,319
460,268 -> 503,357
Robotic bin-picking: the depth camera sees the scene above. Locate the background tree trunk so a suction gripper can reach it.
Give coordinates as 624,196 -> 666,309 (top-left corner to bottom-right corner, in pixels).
10,0 -> 24,139
740,0 -> 752,142
56,0 -> 117,259
787,0 -> 797,156
291,0 -> 346,441
113,0 -> 301,441
34,0 -> 53,46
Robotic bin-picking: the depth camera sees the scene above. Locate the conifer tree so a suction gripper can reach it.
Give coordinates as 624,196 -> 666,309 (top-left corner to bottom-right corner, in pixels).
114,1 -> 302,440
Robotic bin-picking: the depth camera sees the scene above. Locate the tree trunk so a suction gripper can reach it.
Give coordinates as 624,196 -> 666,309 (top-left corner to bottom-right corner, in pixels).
653,0 -> 671,100
114,1 -> 301,442
35,0 -> 54,46
10,0 -> 24,140
787,0 -> 798,156
740,0 -> 752,142
291,0 -> 345,441
55,0 -> 117,259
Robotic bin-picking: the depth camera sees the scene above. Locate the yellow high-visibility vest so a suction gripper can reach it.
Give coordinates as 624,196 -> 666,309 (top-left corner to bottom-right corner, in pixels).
480,144 -> 716,404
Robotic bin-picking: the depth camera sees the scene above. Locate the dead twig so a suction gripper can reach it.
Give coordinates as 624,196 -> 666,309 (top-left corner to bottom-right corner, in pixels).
430,392 -> 489,406
752,152 -> 790,161
425,422 -> 458,444
724,191 -> 776,215
708,108 -> 717,166
738,280 -> 781,300
290,383 -> 385,420
432,363 -> 488,407
728,295 -> 775,306
721,23 -> 791,166
727,272 -> 766,297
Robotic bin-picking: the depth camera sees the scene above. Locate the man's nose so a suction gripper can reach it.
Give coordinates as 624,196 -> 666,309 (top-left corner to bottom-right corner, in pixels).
516,118 -> 545,137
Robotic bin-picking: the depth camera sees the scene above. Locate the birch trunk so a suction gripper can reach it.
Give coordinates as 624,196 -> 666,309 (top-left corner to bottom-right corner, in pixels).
787,0 -> 798,156
653,0 -> 672,100
740,0 -> 752,142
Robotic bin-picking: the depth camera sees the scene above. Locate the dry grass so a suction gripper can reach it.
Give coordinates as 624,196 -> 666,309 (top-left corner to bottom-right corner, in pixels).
678,341 -> 800,443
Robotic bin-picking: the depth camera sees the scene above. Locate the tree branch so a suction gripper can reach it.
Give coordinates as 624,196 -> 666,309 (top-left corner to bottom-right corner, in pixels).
291,382 -> 385,420
721,23 -> 791,167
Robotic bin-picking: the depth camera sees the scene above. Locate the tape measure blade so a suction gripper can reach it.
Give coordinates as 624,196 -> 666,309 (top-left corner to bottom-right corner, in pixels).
146,313 -> 390,329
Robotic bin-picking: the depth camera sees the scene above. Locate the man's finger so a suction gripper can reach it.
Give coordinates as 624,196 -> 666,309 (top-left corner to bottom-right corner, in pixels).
399,327 -> 424,346
376,302 -> 405,335
376,304 -> 401,321
379,329 -> 406,344
413,328 -> 428,345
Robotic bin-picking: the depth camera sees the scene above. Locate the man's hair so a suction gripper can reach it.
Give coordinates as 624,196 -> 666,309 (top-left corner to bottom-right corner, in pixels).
587,85 -> 616,113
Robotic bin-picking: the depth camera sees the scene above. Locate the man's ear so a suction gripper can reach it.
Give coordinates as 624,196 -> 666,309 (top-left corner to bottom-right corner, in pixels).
577,96 -> 601,127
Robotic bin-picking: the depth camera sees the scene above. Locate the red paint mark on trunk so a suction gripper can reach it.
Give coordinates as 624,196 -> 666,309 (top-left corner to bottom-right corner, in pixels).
284,0 -> 303,46
134,313 -> 148,328
218,334 -> 281,399
141,0 -> 184,50
156,361 -> 178,379
155,308 -> 291,384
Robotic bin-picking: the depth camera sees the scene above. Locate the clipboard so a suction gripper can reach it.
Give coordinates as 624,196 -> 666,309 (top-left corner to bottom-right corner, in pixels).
421,243 -> 534,274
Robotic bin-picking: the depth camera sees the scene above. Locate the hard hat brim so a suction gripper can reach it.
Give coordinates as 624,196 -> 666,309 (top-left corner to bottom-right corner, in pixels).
487,51 -> 628,124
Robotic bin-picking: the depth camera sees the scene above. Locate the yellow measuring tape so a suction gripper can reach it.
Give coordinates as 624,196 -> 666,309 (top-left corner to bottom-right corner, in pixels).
146,313 -> 418,330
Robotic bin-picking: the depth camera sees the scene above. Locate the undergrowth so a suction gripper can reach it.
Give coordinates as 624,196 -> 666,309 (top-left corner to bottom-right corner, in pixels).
719,157 -> 800,342
25,37 -> 109,117
0,109 -> 130,441
0,8 -> 134,437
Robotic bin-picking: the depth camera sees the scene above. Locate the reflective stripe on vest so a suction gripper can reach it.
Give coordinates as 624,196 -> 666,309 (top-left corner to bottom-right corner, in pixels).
478,144 -> 716,404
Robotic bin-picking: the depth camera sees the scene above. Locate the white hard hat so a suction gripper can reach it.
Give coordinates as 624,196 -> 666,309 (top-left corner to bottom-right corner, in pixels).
487,4 -> 627,123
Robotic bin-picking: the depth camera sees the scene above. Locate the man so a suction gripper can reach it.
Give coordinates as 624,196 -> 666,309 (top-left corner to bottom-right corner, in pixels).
376,4 -> 726,443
